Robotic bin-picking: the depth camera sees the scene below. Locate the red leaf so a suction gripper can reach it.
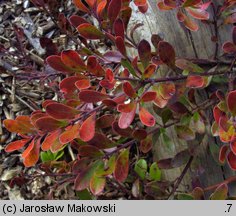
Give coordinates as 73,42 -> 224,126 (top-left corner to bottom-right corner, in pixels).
46,55 -> 71,74
138,39 -> 151,68
139,107 -> 156,127
163,0 -> 177,8
117,102 -> 136,113
219,145 -> 229,164
213,106 -> 224,124
108,0 -> 121,23
99,80 -> 115,90
118,104 -> 137,129
78,145 -> 104,158
96,114 -> 115,128
69,15 -> 89,28
223,41 -> 236,54
132,129 -> 147,140
87,56 -> 105,76
168,102 -> 189,114
77,23 -> 104,40
59,76 -> 84,93
46,102 -> 79,120
105,69 -> 114,83
227,90 -> 236,116
123,81 -> 136,98
114,149 -> 129,182
41,129 -> 62,151
79,90 -> 109,103
138,3 -> 148,13
134,0 -> 147,6
102,99 -> 117,108
88,133 -> 116,149
75,79 -> 91,90
22,139 -> 40,167
227,151 -> 236,170
5,139 -> 30,153
231,141 -> 236,156
114,18 -> 125,39
59,123 -> 80,144
186,75 -> 205,88
140,136 -> 152,153
79,113 -> 96,142
115,36 -> 126,56
141,91 -> 157,102
113,122 -> 133,137
35,117 -> 66,132
158,41 -> 175,67
61,50 -> 86,71
73,0 -> 89,12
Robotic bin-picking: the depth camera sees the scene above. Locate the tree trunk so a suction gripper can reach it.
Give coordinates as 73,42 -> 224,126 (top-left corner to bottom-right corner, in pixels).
128,0 -> 236,197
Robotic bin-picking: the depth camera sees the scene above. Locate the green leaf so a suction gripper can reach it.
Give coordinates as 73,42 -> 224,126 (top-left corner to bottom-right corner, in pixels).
121,59 -> 139,78
149,163 -> 161,181
177,193 -> 194,200
90,175 -> 106,195
40,150 -> 64,162
160,130 -> 173,151
74,160 -> 102,191
175,125 -> 195,141
76,189 -> 93,200
210,184 -> 228,200
96,155 -> 116,177
134,159 -> 147,180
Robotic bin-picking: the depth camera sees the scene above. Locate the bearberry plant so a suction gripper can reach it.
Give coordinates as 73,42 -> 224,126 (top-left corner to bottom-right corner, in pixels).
2,0 -> 236,199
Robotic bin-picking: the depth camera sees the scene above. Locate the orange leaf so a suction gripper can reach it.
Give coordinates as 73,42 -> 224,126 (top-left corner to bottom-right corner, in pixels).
73,0 -> 89,13
5,139 -> 30,153
79,113 -> 96,142
41,129 -> 62,151
61,50 -> 86,71
75,79 -> 91,90
186,75 -> 205,88
22,139 -> 40,167
59,124 -> 80,144
139,107 -> 156,127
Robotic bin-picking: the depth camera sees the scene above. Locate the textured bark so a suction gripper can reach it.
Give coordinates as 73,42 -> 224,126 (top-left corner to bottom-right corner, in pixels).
128,1 -> 236,196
